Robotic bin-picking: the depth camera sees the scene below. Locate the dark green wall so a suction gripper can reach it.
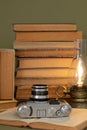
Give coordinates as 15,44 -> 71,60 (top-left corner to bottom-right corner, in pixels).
0,0 -> 87,48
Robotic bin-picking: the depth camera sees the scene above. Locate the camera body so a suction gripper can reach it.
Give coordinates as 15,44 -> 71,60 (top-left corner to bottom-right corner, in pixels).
17,99 -> 72,118
17,84 -> 72,118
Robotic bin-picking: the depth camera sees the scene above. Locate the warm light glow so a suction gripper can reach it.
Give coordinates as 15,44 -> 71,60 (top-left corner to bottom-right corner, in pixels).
76,56 -> 86,87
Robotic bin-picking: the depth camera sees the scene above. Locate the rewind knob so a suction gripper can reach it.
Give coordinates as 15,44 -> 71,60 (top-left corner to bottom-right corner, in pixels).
17,104 -> 32,118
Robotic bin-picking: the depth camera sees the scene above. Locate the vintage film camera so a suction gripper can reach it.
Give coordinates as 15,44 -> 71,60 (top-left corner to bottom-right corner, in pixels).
17,84 -> 72,118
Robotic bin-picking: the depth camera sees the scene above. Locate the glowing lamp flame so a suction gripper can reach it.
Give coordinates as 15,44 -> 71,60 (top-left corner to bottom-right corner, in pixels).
76,57 -> 86,87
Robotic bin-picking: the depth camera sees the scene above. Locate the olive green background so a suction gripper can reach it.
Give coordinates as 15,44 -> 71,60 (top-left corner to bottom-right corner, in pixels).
0,0 -> 87,48
0,0 -> 87,130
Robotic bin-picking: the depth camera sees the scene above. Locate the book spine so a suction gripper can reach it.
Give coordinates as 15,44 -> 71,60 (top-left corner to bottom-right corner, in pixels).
15,77 -> 72,86
15,31 -> 82,42
18,58 -> 76,69
0,49 -> 15,99
15,49 -> 78,58
0,100 -> 17,110
13,23 -> 77,31
16,68 -> 76,78
13,41 -> 78,49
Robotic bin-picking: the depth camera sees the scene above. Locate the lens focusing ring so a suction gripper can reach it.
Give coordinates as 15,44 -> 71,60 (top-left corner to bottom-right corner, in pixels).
31,84 -> 49,101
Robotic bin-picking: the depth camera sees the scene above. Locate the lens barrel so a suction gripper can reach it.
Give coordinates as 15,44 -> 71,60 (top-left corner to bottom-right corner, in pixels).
31,84 -> 49,101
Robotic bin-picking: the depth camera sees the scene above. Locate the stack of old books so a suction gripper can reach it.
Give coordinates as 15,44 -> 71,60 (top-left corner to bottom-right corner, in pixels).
13,24 -> 82,100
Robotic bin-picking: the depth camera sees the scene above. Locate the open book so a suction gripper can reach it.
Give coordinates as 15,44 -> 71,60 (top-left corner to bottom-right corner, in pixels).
0,107 -> 87,130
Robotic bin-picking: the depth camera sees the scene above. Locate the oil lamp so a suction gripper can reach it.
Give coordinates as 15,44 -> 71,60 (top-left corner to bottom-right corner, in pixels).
56,39 -> 87,102
69,39 -> 87,102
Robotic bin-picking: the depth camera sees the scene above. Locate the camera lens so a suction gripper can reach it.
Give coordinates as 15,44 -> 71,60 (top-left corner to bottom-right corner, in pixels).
31,84 -> 49,101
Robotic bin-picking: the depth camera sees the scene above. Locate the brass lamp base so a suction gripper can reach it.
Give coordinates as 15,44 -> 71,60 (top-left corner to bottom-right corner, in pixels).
70,85 -> 87,102
71,98 -> 87,102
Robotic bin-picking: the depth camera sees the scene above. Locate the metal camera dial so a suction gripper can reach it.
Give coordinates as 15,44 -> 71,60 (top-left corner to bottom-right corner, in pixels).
17,104 -> 32,118
60,104 -> 72,116
56,104 -> 72,117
